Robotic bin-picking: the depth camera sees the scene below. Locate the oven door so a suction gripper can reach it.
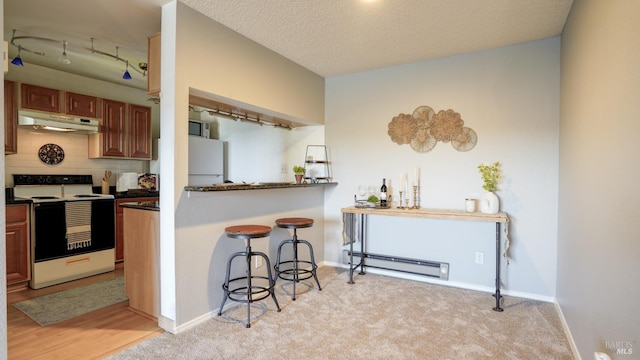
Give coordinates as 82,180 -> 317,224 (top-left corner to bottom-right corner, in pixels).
33,199 -> 115,262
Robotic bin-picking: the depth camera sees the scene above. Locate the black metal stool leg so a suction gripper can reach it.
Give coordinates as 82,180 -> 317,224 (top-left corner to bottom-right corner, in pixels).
292,229 -> 299,300
262,253 -> 281,312
299,239 -> 322,291
218,254 -> 233,315
245,240 -> 252,328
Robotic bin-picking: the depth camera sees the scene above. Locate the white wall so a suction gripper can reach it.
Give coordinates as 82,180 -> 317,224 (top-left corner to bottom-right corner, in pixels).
198,112 -> 324,184
558,0 -> 640,358
325,38 -> 561,299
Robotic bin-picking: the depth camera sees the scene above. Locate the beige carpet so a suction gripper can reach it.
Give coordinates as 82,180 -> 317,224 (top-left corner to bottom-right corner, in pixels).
108,267 -> 573,359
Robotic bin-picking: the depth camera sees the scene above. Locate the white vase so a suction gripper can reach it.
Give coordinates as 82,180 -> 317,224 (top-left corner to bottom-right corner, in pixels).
480,191 -> 500,214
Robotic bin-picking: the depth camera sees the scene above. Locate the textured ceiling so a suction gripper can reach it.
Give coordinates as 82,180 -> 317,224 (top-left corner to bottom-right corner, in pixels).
4,0 -> 573,89
181,0 -> 574,77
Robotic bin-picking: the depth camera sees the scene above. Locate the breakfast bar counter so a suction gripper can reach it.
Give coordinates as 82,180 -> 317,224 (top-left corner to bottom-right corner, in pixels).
184,182 -> 337,192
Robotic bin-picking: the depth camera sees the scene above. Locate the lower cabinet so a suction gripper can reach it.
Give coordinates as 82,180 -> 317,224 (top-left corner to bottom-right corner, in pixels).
123,206 -> 160,318
6,204 -> 30,291
115,197 -> 158,263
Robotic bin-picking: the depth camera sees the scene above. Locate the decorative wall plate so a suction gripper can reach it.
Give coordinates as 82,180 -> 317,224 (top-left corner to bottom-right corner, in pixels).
38,143 -> 65,165
451,127 -> 477,152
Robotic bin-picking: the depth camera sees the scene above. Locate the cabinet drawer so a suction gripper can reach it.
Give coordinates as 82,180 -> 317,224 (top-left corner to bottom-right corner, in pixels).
6,204 -> 28,223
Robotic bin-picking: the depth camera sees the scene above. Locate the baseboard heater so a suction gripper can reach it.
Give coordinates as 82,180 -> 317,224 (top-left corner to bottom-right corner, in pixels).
342,250 -> 449,280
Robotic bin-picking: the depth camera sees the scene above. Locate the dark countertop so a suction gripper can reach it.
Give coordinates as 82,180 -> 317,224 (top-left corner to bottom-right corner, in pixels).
92,186 -> 159,199
5,197 -> 32,205
120,201 -> 160,211
184,182 -> 338,192
115,191 -> 160,199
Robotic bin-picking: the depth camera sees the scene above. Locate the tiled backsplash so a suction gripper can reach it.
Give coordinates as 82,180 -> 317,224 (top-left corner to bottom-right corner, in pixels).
5,128 -> 147,187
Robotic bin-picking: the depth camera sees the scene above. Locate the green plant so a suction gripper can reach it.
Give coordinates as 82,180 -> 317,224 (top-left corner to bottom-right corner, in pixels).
292,165 -> 306,174
367,195 -> 379,204
477,161 -> 501,192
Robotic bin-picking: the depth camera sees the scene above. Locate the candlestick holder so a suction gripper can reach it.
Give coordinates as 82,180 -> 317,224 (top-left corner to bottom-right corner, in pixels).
411,185 -> 421,209
398,191 -> 410,210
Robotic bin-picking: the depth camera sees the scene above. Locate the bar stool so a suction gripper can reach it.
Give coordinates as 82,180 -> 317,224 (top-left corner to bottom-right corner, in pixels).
218,225 -> 281,328
274,217 -> 322,300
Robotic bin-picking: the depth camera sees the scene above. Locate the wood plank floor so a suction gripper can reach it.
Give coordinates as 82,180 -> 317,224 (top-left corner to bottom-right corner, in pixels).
7,267 -> 164,360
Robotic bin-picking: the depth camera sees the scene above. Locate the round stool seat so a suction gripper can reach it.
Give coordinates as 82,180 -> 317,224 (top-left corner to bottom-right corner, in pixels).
225,225 -> 272,239
275,217 -> 314,229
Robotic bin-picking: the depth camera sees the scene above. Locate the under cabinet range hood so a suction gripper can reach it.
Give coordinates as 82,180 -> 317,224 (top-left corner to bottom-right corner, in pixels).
18,110 -> 99,134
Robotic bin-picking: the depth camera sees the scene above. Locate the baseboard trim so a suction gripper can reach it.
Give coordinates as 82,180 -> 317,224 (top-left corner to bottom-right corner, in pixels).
324,261 -> 555,303
554,301 -> 582,360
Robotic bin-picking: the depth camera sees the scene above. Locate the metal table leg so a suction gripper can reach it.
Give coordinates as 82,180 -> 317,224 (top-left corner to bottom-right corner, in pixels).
493,222 -> 503,312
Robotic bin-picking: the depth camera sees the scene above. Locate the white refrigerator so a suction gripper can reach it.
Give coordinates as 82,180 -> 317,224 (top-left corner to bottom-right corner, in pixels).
188,137 -> 224,185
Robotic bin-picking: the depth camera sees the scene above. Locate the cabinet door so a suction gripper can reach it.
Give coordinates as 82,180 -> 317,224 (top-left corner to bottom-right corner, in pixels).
6,205 -> 29,285
4,80 -> 17,154
115,197 -> 158,262
66,92 -> 99,118
128,105 -> 152,159
21,83 -> 60,112
147,33 -> 161,96
101,99 -> 127,157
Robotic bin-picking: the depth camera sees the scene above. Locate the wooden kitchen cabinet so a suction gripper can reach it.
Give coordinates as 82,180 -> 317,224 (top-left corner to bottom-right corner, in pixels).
128,104 -> 152,159
147,32 -> 161,96
4,80 -> 17,154
65,91 -> 99,118
88,100 -> 152,159
115,197 -> 159,262
99,99 -> 126,157
123,206 -> 160,318
20,83 -> 61,112
6,204 -> 30,292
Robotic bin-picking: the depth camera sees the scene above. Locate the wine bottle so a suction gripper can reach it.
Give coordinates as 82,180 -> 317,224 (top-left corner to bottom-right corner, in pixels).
380,178 -> 387,207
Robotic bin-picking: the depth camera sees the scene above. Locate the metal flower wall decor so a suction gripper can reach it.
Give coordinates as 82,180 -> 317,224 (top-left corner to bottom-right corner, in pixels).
388,106 -> 477,152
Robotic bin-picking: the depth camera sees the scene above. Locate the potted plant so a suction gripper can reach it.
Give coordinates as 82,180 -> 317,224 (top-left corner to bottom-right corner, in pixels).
477,161 -> 501,214
293,165 -> 306,184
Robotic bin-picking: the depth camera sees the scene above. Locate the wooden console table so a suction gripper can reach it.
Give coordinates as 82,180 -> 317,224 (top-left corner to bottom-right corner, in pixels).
341,206 -> 509,312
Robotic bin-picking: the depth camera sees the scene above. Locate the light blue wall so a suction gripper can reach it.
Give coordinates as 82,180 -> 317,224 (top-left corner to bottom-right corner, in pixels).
325,38 -> 561,299
559,0 -> 640,358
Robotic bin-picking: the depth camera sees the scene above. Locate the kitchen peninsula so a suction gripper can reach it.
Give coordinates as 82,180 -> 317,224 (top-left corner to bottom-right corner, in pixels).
168,180 -> 336,324
122,201 -> 160,318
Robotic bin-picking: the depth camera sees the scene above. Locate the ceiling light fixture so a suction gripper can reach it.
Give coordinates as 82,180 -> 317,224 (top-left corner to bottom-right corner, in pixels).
11,45 -> 24,67
122,60 -> 132,80
7,29 -> 146,81
58,40 -> 71,65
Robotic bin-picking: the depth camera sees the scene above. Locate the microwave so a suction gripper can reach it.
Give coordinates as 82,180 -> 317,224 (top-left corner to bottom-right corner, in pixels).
188,120 -> 210,138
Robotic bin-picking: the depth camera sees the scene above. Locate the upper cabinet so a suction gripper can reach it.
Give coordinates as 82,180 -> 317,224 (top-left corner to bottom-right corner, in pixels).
21,83 -> 60,112
4,80 -> 17,154
65,91 -> 99,118
19,83 -> 99,118
89,99 -> 152,160
147,33 -> 161,96
128,104 -> 152,159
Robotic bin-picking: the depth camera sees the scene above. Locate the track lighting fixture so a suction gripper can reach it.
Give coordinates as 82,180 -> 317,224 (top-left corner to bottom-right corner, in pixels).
58,40 -> 71,64
11,45 -> 24,66
9,29 -> 145,81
